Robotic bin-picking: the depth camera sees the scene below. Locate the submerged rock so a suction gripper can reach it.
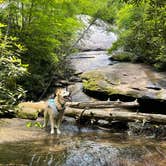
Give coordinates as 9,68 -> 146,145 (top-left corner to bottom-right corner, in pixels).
81,63 -> 166,111
64,141 -> 119,166
128,122 -> 166,139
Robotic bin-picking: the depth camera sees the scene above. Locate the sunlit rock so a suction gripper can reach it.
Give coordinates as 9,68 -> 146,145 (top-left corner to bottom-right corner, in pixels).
76,15 -> 117,51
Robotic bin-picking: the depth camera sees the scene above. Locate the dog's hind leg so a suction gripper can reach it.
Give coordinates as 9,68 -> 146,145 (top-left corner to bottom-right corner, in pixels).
43,109 -> 49,128
55,123 -> 61,135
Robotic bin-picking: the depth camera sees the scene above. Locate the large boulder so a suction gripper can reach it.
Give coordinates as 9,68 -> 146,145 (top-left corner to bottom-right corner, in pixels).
81,63 -> 166,111
76,15 -> 117,51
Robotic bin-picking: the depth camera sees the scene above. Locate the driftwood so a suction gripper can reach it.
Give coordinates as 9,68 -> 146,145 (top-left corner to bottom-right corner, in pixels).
64,107 -> 166,124
66,101 -> 139,109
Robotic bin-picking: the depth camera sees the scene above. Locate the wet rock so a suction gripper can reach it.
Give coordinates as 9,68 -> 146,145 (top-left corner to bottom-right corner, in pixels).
64,141 -> 120,166
69,76 -> 82,82
128,122 -> 166,139
81,63 -> 166,110
70,51 -> 112,73
0,118 -> 166,165
76,15 -> 117,51
68,83 -> 96,102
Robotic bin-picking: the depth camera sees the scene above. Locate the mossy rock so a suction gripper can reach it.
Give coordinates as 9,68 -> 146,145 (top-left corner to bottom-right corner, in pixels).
81,63 -> 166,103
111,52 -> 133,62
16,107 -> 39,120
81,71 -> 107,92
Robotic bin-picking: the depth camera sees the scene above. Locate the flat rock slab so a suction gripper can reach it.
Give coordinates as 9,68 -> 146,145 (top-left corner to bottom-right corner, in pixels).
0,118 -> 47,144
81,63 -> 166,102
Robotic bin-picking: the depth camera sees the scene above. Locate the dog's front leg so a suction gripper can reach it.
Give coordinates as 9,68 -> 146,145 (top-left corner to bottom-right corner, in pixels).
56,125 -> 61,135
53,119 -> 60,135
50,111 -> 55,134
55,110 -> 64,135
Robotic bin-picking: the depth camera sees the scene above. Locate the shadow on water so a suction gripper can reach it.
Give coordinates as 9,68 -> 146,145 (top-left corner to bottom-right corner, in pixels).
0,120 -> 166,166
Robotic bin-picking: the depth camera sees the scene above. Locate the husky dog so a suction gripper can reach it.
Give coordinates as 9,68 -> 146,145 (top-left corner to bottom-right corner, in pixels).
43,88 -> 70,134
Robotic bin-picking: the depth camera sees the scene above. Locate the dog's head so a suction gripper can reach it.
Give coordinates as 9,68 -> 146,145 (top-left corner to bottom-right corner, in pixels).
55,87 -> 70,100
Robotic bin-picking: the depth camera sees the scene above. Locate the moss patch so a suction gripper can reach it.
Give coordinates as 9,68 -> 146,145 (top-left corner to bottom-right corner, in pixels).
111,52 -> 133,62
82,80 -> 100,91
15,108 -> 39,120
81,72 -> 106,91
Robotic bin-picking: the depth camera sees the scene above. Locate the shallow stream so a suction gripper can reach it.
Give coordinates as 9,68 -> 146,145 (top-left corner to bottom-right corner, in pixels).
0,120 -> 166,166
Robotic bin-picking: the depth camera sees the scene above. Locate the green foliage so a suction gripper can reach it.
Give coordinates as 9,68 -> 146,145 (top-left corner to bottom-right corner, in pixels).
110,52 -> 134,62
110,1 -> 166,70
0,24 -> 27,112
1,0 -> 80,100
26,121 -> 43,128
95,0 -> 123,24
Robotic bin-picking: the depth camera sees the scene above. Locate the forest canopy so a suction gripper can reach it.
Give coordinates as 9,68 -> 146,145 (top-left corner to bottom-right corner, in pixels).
109,0 -> 166,70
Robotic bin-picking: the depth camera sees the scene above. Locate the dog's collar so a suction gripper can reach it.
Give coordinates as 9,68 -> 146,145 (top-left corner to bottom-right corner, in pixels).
48,99 -> 60,112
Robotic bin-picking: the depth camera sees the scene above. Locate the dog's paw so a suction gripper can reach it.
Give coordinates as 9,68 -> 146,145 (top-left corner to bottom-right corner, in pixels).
50,130 -> 54,134
57,129 -> 61,135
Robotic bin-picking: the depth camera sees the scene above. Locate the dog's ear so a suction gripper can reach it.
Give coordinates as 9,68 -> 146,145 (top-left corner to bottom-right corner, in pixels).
55,87 -> 62,96
55,88 -> 58,96
55,88 -> 59,96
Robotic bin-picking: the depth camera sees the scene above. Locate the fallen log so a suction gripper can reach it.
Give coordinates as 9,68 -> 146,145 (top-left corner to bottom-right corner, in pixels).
66,100 -> 139,109
64,107 -> 166,124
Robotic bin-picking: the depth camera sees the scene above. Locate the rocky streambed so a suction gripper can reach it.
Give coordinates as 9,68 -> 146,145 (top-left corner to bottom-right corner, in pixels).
0,117 -> 166,166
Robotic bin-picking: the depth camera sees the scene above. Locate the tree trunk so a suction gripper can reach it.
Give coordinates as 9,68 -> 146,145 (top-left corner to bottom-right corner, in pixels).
66,101 -> 139,109
64,107 -> 166,124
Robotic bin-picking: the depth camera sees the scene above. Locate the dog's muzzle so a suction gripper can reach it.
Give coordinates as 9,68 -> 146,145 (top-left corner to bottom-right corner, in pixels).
64,96 -> 72,102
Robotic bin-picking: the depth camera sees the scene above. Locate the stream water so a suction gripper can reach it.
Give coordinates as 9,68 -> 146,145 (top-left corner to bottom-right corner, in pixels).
0,16 -> 166,166
0,119 -> 166,166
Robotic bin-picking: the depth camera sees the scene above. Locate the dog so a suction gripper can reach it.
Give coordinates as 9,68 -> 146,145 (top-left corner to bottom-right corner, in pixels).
18,87 -> 70,134
43,87 -> 70,134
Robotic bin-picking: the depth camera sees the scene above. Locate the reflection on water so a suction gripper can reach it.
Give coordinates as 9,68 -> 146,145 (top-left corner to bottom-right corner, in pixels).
0,122 -> 166,166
